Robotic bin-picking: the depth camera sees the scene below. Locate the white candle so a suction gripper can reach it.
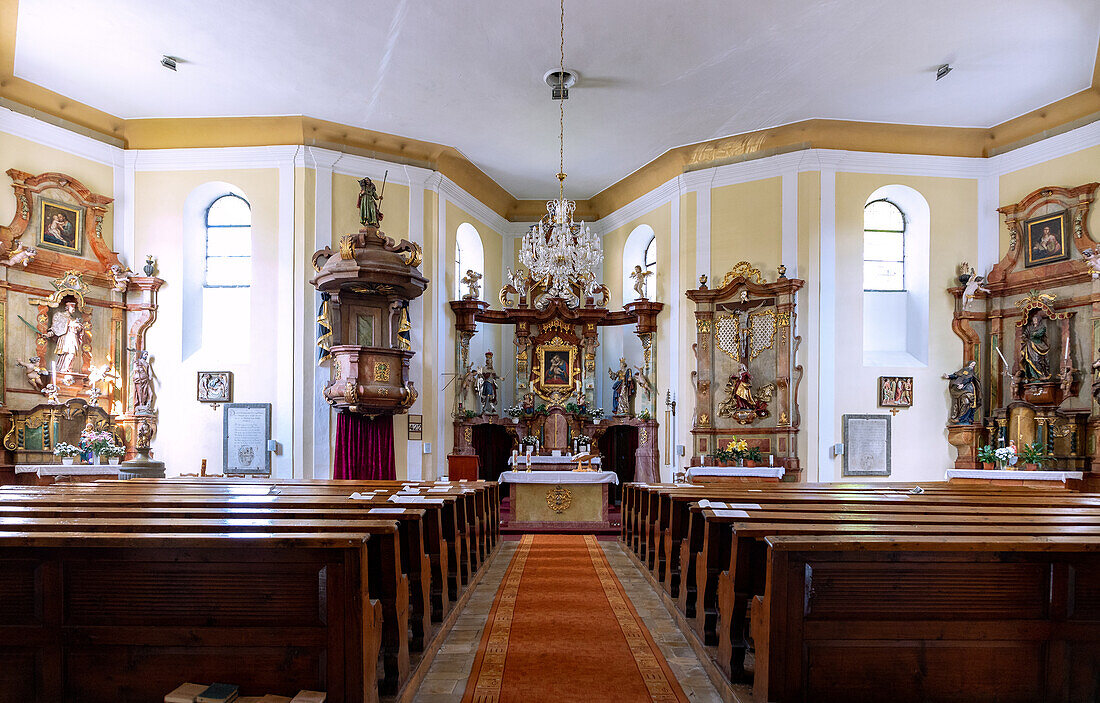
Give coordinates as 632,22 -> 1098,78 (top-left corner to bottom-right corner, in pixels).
51,361 -> 56,385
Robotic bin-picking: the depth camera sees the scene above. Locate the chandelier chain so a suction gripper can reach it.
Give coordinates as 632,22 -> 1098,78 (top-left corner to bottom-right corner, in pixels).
558,0 -> 565,200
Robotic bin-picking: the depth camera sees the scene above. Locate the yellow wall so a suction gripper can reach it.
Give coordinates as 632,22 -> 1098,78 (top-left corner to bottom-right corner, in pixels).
133,168 -> 281,475
709,177 -> 783,278
998,145 -> 1100,256
0,132 -> 115,250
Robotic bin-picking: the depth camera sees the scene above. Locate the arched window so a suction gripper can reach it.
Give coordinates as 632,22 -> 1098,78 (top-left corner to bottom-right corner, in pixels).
204,193 -> 251,288
862,186 -> 930,367
622,224 -> 656,304
455,222 -> 484,300
863,199 -> 905,292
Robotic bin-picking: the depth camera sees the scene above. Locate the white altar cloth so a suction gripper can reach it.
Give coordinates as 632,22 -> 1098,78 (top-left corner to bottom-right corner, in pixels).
945,469 -> 1082,482
15,464 -> 120,477
499,470 -> 618,485
686,466 -> 784,480
507,455 -> 602,467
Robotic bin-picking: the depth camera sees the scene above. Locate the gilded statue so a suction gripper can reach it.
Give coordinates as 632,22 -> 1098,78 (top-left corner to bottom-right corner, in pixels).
1020,309 -> 1050,381
609,358 -> 636,417
357,177 -> 384,227
944,360 -> 981,425
16,357 -> 46,391
718,362 -> 773,421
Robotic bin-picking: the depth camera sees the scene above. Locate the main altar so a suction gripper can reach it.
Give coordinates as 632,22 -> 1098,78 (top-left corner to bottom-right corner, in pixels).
449,196 -> 664,526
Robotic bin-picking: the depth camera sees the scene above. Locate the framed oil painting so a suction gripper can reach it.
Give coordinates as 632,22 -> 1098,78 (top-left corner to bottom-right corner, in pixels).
1023,211 -> 1070,268
541,348 -> 572,386
197,371 -> 233,404
878,376 -> 913,408
37,196 -> 83,255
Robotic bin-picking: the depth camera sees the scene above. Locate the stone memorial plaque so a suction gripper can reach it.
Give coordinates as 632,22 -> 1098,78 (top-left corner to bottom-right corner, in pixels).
842,413 -> 891,476
223,403 -> 272,475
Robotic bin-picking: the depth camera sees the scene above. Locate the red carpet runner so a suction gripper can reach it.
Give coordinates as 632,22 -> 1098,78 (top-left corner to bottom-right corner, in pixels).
461,534 -> 690,703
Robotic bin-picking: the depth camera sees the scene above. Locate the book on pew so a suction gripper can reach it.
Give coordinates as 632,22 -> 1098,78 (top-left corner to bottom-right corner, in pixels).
195,683 -> 239,703
289,692 -> 326,703
165,683 -> 207,702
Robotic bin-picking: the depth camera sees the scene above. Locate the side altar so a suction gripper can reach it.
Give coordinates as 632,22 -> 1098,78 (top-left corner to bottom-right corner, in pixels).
449,197 -> 664,498
947,181 -> 1100,484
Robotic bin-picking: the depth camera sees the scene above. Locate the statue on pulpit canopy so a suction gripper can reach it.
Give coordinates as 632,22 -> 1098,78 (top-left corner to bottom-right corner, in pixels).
1020,309 -> 1051,381
476,351 -> 499,415
357,177 -> 383,227
609,358 -> 636,416
47,299 -> 85,376
944,360 -> 981,425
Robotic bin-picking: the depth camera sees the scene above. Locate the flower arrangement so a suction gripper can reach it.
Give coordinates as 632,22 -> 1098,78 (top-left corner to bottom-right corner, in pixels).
79,428 -> 118,456
994,444 -> 1017,468
726,438 -> 749,461
52,442 -> 82,458
102,444 -> 126,459
518,435 -> 540,451
1018,441 -> 1044,469
745,446 -> 763,466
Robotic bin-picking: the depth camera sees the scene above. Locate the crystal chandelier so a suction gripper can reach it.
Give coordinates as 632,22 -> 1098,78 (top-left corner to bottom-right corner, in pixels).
515,0 -> 604,309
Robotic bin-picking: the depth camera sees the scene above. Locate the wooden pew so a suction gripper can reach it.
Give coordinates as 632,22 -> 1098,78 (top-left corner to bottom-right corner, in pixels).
752,535 -> 1100,703
0,532 -> 384,703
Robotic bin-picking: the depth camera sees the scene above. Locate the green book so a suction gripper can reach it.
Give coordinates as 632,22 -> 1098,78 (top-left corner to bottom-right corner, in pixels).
195,683 -> 239,703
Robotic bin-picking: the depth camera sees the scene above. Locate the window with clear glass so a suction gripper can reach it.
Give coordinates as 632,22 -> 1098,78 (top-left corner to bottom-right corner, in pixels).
644,234 -> 656,279
204,194 -> 251,288
863,199 -> 905,291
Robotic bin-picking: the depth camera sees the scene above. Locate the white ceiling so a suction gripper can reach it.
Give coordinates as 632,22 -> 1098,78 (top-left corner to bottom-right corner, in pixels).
14,0 -> 1100,199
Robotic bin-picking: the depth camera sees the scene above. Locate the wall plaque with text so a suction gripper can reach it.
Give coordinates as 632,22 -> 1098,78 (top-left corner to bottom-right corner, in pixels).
224,403 -> 272,475
842,413 -> 890,476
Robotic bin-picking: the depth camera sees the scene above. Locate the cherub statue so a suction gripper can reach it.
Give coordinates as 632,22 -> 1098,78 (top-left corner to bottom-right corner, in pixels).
634,364 -> 653,401
1082,249 -> 1100,279
1,239 -> 37,268
962,271 -> 991,311
461,269 -> 482,300
16,357 -> 46,391
108,264 -> 132,293
630,265 -> 653,300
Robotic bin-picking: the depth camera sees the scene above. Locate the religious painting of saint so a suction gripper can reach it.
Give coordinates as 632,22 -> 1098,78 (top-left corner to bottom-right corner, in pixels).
878,376 -> 913,408
544,351 -> 569,385
37,197 -> 83,255
1023,211 -> 1069,268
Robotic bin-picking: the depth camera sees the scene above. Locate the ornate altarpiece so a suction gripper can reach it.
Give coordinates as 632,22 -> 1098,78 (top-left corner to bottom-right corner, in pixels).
948,183 -> 1100,473
686,262 -> 804,480
450,287 -> 664,482
0,170 -> 164,473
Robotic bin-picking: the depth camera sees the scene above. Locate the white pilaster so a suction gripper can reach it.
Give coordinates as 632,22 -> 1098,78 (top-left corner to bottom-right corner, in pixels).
434,182 -> 448,479
781,170 -> 799,275
404,164 -> 432,480
309,148 -> 341,478
818,169 -> 837,482
275,151 -> 299,477
666,186 -> 681,478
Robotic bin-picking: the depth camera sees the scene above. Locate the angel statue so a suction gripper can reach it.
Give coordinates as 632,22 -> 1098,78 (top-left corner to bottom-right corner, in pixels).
630,265 -> 653,300
1083,249 -> 1100,279
962,271 -> 991,311
461,269 -> 482,300
16,357 -> 46,391
1,238 -> 37,268
108,264 -> 132,293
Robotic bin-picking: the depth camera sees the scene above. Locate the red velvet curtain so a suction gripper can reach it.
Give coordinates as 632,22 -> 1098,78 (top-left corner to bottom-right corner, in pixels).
333,412 -> 396,480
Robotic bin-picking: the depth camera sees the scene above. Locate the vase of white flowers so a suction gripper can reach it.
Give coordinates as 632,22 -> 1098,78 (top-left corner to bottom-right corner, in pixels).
994,444 -> 1017,470
53,442 -> 82,465
102,444 -> 126,465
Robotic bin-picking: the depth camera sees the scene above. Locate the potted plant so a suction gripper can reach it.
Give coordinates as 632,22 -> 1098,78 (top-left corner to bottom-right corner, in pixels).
744,446 -> 763,468
1018,441 -> 1044,471
713,446 -> 731,467
53,442 -> 82,465
102,444 -> 126,465
976,444 -> 996,470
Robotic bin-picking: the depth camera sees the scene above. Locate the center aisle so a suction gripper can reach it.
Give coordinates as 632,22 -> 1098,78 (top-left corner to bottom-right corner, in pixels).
460,535 -> 690,703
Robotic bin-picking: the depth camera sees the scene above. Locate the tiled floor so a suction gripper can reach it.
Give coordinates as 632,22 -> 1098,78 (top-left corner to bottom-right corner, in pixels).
412,538 -> 725,703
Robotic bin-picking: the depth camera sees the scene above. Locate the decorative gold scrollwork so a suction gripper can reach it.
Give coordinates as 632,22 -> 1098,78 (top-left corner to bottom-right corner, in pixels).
546,484 -> 573,514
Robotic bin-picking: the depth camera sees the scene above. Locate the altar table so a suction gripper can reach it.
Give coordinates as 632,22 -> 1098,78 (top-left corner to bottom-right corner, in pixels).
507,454 -> 603,471
499,470 -> 617,529
685,466 -> 784,483
7,464 -> 120,486
945,468 -> 1083,490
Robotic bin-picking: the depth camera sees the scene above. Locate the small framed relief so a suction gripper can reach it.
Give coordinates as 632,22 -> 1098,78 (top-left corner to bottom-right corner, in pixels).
878,376 -> 913,408
197,371 -> 233,404
408,414 -> 423,440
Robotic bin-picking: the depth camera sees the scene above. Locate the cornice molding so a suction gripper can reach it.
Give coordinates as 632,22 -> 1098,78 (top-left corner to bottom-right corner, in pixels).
593,176 -> 682,236
0,105 -> 122,166
130,145 -> 302,171
437,174 -> 510,234
988,118 -> 1100,176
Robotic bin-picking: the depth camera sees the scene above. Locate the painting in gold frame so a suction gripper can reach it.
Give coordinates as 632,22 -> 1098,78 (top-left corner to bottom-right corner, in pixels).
37,196 -> 83,256
1023,210 -> 1070,268
532,339 -> 578,399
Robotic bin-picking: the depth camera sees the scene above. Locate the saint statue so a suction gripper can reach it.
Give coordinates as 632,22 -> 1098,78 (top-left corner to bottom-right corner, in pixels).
1091,349 -> 1100,406
730,363 -> 757,410
357,177 -> 383,227
475,351 -> 499,415
1020,309 -> 1050,381
47,300 -> 85,376
131,350 -> 154,410
609,358 -> 636,416
943,360 -> 981,425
